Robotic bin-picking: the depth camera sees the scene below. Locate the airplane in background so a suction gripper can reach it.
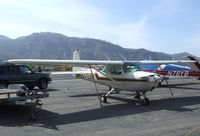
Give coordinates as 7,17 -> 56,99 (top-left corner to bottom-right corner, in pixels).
142,56 -> 200,80
6,51 -> 197,106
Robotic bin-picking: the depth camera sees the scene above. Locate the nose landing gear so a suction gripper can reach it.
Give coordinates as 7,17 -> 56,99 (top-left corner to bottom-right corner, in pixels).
134,92 -> 150,106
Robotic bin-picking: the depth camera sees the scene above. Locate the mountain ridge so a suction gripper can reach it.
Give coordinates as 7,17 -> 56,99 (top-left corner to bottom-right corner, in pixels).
0,32 -> 197,61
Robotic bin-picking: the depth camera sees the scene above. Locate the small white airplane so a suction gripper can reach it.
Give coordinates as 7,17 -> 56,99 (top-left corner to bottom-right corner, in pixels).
6,51 -> 196,106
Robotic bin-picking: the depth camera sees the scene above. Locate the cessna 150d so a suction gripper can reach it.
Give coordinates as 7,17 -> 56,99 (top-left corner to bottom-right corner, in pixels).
143,56 -> 200,80
6,51 -> 197,106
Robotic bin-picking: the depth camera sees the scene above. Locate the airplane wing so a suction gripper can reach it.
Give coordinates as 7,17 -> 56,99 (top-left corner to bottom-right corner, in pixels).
6,59 -> 196,66
6,59 -> 124,67
134,60 -> 196,65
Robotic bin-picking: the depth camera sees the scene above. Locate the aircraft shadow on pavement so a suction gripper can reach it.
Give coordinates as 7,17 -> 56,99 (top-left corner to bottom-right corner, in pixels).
0,95 -> 200,130
69,93 -> 107,98
159,83 -> 200,90
45,88 -> 60,92
160,82 -> 200,87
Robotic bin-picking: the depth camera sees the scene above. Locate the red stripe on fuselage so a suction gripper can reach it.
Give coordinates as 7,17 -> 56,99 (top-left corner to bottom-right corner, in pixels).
94,73 -> 148,82
144,70 -> 200,77
79,73 -> 148,82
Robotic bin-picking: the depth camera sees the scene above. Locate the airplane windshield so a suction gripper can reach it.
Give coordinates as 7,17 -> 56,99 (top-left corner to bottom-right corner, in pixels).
123,64 -> 141,73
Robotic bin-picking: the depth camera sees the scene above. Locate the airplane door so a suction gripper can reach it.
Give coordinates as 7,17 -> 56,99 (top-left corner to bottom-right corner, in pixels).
109,65 -> 123,75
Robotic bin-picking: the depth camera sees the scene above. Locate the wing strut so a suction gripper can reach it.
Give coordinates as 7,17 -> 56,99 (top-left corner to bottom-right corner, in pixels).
90,66 -> 119,88
89,67 -> 103,108
165,78 -> 174,96
159,64 -> 174,96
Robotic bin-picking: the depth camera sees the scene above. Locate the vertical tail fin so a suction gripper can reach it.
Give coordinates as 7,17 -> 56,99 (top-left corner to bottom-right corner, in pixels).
187,56 -> 200,71
72,50 -> 81,72
73,50 -> 80,60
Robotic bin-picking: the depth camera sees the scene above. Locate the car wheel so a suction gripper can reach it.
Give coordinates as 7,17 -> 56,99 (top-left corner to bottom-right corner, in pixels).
38,79 -> 48,89
0,82 -> 8,89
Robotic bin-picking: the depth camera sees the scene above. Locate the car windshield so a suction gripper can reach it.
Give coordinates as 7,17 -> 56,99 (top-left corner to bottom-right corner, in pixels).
19,66 -> 32,74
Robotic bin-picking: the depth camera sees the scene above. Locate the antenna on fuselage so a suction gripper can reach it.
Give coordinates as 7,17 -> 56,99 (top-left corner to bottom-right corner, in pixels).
104,54 -> 111,61
149,55 -> 152,60
120,54 -> 126,61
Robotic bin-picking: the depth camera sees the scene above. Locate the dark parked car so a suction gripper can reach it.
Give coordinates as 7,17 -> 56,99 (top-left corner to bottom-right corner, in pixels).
0,64 -> 51,90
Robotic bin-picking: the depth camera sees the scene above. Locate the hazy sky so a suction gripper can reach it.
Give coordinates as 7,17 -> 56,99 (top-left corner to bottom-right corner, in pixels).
0,0 -> 200,56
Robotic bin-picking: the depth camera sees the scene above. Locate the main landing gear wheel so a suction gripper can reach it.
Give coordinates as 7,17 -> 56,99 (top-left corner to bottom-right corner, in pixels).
0,82 -> 8,89
134,92 -> 141,100
115,90 -> 120,94
101,95 -> 107,103
38,79 -> 48,90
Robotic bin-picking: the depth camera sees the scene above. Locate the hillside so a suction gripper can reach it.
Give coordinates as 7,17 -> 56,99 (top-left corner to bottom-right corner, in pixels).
0,32 -> 196,61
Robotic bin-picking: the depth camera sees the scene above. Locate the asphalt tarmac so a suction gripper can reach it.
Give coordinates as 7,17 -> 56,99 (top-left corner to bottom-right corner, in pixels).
0,75 -> 200,136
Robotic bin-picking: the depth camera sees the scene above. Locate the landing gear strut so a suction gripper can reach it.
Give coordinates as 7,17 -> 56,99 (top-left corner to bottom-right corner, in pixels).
100,88 -> 116,103
109,87 -> 120,94
134,92 -> 141,99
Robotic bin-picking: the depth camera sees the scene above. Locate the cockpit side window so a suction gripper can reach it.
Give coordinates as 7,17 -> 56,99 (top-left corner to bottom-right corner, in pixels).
111,65 -> 122,74
104,65 -> 123,75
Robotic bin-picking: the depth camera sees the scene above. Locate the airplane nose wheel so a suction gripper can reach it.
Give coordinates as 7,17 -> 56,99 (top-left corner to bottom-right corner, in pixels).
101,95 -> 107,103
141,97 -> 150,106
135,92 -> 150,106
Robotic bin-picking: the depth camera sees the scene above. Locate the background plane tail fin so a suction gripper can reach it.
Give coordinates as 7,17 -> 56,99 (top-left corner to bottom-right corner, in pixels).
187,56 -> 200,71
72,50 -> 82,72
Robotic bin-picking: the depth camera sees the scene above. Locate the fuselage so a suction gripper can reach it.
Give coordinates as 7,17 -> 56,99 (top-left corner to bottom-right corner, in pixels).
144,70 -> 200,79
75,68 -> 161,93
143,64 -> 200,79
